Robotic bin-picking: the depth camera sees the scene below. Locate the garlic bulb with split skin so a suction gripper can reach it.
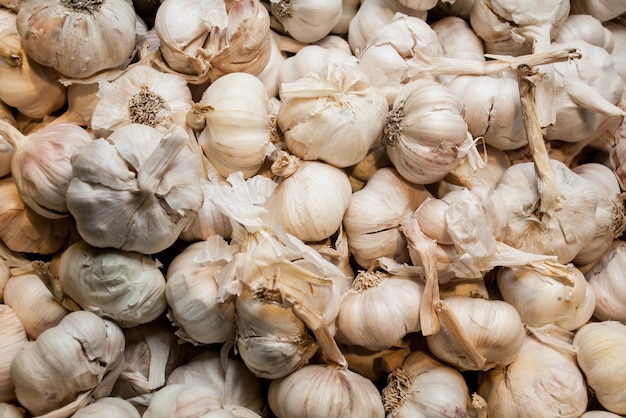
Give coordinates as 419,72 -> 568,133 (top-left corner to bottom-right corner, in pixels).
0,304 -> 28,403
584,241 -> 626,323
16,0 -> 137,79
179,178 -> 233,242
66,123 -> 204,254
268,0 -> 343,44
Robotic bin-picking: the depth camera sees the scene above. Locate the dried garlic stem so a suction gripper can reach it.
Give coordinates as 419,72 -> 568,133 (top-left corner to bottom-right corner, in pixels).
31,260 -> 81,311
517,64 -> 559,215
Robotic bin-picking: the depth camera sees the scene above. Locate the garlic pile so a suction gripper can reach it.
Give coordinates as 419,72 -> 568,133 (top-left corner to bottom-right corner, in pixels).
1,0 -> 626,416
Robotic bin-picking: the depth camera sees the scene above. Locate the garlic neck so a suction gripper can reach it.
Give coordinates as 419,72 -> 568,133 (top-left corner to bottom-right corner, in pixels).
127,85 -> 166,127
382,101 -> 405,148
382,367 -> 411,413
60,0 -> 104,13
353,270 -> 386,291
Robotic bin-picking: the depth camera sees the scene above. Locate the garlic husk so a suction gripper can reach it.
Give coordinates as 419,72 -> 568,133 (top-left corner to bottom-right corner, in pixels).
166,351 -> 266,415
343,167 -> 433,269
382,350 -> 471,418
16,0 -> 137,78
70,397 -> 141,418
142,384 -> 226,418
194,72 -> 273,179
426,296 -> 525,371
179,179 -> 233,242
0,121 -> 93,219
277,43 -> 357,86
66,123 -> 204,254
0,9 -> 66,118
335,266 -> 424,351
165,237 -> 236,345
340,342 -> 412,383
278,63 -> 388,168
0,177 -> 76,255
477,334 -> 588,418
268,363 -> 385,418
585,241 -> 626,323
553,14 -> 614,51
570,0 -> 626,22
439,277 -> 490,299
36,240 -> 167,328
268,0 -> 343,43
10,310 -> 125,417
497,264 -> 595,330
91,64 -> 193,138
3,272 -> 70,339
265,152 -> 352,242
573,321 -> 626,414
0,304 -> 28,403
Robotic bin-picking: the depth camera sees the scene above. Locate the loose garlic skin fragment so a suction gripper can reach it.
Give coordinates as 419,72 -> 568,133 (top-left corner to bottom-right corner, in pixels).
585,241 -> 626,323
10,311 -> 125,417
477,335 -> 588,418
16,0 -> 137,79
343,167 -> 433,269
0,305 -> 28,403
573,321 -> 626,414
268,363 -> 385,418
70,397 -> 140,418
269,0 -> 343,44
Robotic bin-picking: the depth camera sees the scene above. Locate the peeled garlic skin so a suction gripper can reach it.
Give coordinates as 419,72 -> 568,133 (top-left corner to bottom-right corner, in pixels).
268,364 -> 385,418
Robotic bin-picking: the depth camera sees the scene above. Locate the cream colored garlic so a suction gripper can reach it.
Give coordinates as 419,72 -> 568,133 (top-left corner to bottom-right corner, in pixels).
581,412 -> 623,418
10,310 -> 125,417
269,0 -> 343,43
277,44 -> 357,86
345,144 -> 391,192
553,14 -> 614,51
35,240 -> 167,328
4,272 -> 70,339
430,15 -> 485,63
0,403 -> 24,418
0,9 -> 66,118
478,334 -> 588,418
330,0 -> 359,35
426,296 -> 525,371
340,341 -> 412,382
605,21 -> 626,81
0,121 -> 93,219
67,123 -> 204,254
439,277 -> 490,299
193,72 -> 273,179
570,0 -> 626,22
165,237 -> 236,345
573,321 -> 626,414
278,63 -> 388,168
265,152 -> 352,242
0,304 -> 28,403
48,82 -> 100,128
179,179 -> 233,242
255,30 -> 288,99
16,0 -> 137,78
343,167 -> 433,269
382,351 -> 471,418
0,101 -> 15,178
70,397 -> 141,418
585,241 -> 626,323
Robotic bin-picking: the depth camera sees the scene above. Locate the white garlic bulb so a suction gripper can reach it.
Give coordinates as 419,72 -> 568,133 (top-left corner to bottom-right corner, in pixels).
278,64 -> 388,168
278,43 -> 357,86
553,14 -> 613,50
67,123 -> 204,254
382,351 -> 471,417
70,397 -> 141,418
585,241 -> 626,323
269,0 -> 343,43
573,321 -> 626,414
0,304 -> 28,403
343,167 -> 433,269
16,0 -> 137,78
265,152 -> 352,242
0,121 -> 93,219
430,15 -> 485,63
0,101 -> 14,178
10,310 -> 125,417
194,72 -> 272,179
478,334 -> 588,418
570,0 -> 626,22
179,178 -> 233,242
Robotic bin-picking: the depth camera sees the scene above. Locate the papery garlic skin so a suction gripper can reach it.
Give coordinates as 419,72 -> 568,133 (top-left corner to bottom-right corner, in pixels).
179,178 -> 233,242
585,241 -> 626,323
270,0 -> 343,43
431,15 -> 485,63
16,0 -> 137,78
67,123 -> 203,254
573,321 -> 626,414
71,397 -> 141,418
570,0 -> 626,22
0,305 -> 28,403
0,403 -> 24,418
478,335 -> 588,418
277,44 -> 358,86
142,384 -> 224,418
553,14 -> 613,51
10,310 -> 125,417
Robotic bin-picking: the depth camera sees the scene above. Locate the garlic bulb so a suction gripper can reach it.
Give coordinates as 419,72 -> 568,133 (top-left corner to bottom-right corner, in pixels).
330,0 -> 359,35
49,82 -> 100,128
10,310 -> 125,417
16,0 -> 137,78
382,351 -> 471,418
343,167 -> 433,269
268,0 -> 343,43
35,240 -> 167,328
426,296 -> 525,371
0,403 -> 24,418
0,102 -> 15,179
91,64 -> 193,137
570,0 -> 626,22
0,304 -> 28,403
166,351 -> 266,415
477,334 -> 588,418
430,15 -> 485,63
573,321 -> 626,414
335,265 -> 424,351
193,72 -> 272,179
3,272 -> 70,339
70,397 -> 141,418
605,21 -> 626,81
66,123 -> 204,254
0,9 -> 66,118
383,78 -> 478,185
585,241 -> 626,323
278,63 -> 388,168
0,121 -> 93,219
265,152 -> 352,242
268,363 -> 385,418
553,14 -> 614,51
179,178 -> 233,242
497,264 -> 595,331
165,237 -> 236,345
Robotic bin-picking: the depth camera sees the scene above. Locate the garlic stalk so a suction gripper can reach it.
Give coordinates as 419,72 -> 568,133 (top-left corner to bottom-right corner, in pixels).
570,0 -> 626,22
70,397 -> 141,418
573,321 -> 626,414
66,123 -> 204,254
0,304 -> 28,403
33,240 -> 168,328
0,121 -> 93,219
16,0 -> 137,78
477,334 -> 588,418
585,241 -> 626,323
268,0 -> 343,43
10,310 -> 125,417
